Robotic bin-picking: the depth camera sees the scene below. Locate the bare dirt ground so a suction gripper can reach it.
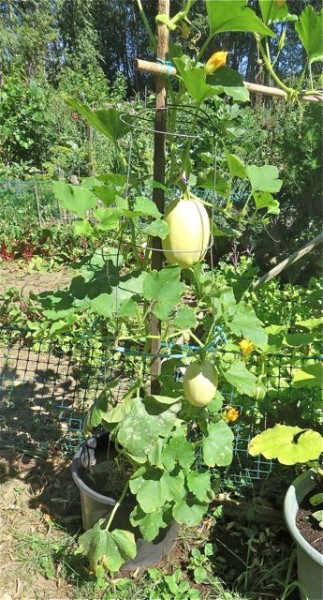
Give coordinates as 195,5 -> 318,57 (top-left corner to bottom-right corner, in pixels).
0,341 -> 86,600
0,262 -> 73,296
0,461 -> 78,600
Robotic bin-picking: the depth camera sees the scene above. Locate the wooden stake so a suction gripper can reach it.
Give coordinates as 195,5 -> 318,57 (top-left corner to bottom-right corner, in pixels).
244,81 -> 323,104
135,58 -> 176,78
135,59 -> 323,104
150,0 -> 170,391
252,231 -> 323,289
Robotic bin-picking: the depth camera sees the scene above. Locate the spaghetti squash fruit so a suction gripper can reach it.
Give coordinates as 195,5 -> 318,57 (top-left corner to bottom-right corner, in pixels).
162,195 -> 210,268
183,359 -> 218,407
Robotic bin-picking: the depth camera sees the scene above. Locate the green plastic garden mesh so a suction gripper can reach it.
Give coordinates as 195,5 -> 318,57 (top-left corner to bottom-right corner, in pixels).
0,326 -> 321,485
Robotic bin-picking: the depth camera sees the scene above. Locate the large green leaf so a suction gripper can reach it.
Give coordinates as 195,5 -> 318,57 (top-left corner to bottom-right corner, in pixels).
259,0 -> 295,24
226,153 -> 247,179
229,301 -> 268,347
76,521 -> 136,574
162,434 -> 195,472
207,67 -> 250,102
187,471 -> 212,503
94,207 -> 122,230
206,0 -> 275,37
173,57 -> 222,103
212,287 -> 237,320
284,333 -> 315,347
295,5 -> 323,63
129,506 -> 169,542
246,165 -> 282,193
248,424 -> 323,465
173,306 -> 197,330
173,497 -> 208,526
130,467 -> 185,513
253,191 -> 280,215
203,420 -> 234,467
133,196 -> 161,218
143,266 -> 184,321
52,181 -> 97,218
142,219 -> 169,239
223,362 -> 257,397
117,397 -> 180,460
174,57 -> 248,102
90,293 -> 115,318
67,98 -> 131,141
292,363 -> 323,389
91,272 -> 146,316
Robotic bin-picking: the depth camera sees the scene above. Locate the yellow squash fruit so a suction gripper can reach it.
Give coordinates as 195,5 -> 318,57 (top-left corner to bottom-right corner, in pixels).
183,359 -> 218,407
162,196 -> 210,268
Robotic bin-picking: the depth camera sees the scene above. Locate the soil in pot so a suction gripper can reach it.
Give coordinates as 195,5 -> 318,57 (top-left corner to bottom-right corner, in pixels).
296,491 -> 323,554
78,434 -> 133,498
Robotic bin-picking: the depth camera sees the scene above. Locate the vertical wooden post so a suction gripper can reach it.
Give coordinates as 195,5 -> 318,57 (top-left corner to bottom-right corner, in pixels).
150,0 -> 170,391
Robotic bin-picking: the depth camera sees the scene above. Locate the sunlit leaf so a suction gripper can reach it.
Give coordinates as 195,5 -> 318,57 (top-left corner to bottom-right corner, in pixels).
117,397 -> 180,460
206,0 -> 275,37
226,153 -> 247,179
223,362 -> 258,397
143,266 -> 184,321
207,67 -> 250,102
130,467 -> 185,513
295,5 -> 323,63
246,165 -> 282,193
76,521 -> 136,573
229,301 -> 268,347
66,98 -> 131,141
129,506 -> 169,542
248,424 -> 323,465
173,306 -> 197,330
259,0 -> 296,24
292,363 -> 323,388
203,420 -> 234,467
52,181 -> 97,218
162,434 -> 195,472
253,191 -> 280,215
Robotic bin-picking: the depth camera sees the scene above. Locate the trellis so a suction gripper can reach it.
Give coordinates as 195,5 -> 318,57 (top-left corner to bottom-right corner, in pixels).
135,0 -> 323,377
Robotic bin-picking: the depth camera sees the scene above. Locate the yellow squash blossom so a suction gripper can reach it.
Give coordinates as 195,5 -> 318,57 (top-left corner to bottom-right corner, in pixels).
239,339 -> 256,356
224,406 -> 239,423
204,51 -> 228,75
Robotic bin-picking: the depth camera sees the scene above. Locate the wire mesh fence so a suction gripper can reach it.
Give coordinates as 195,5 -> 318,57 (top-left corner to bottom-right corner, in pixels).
0,326 -> 321,486
0,180 -> 75,226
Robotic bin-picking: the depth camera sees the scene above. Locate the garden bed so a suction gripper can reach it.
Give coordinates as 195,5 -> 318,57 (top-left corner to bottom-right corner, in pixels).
0,261 -> 74,296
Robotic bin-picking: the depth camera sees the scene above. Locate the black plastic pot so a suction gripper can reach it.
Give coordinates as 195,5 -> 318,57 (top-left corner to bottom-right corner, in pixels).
72,434 -> 180,571
284,469 -> 323,600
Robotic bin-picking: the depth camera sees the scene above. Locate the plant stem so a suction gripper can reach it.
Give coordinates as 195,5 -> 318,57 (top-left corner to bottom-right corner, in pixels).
136,0 -> 156,52
241,191 -> 253,216
105,480 -> 129,531
196,33 -> 213,63
188,329 -> 204,348
170,104 -> 201,186
257,38 -> 292,95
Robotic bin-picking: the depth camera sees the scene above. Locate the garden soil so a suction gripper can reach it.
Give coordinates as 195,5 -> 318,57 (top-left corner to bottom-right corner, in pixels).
0,262 -> 73,295
0,461 -> 78,600
0,337 -> 83,599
